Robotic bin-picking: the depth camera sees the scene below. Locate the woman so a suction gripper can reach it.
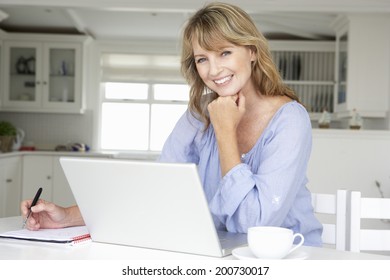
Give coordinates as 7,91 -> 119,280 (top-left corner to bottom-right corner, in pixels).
21,2 -> 322,246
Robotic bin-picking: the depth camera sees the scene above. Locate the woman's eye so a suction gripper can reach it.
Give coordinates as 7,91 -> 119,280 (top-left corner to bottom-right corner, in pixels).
196,57 -> 206,64
221,51 -> 231,57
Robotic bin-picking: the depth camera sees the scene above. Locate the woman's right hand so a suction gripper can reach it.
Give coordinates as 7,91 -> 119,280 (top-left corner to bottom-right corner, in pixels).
21,199 -> 83,230
207,93 -> 245,137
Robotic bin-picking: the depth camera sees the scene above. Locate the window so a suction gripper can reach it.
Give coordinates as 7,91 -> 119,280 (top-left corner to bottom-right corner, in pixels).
101,82 -> 189,152
99,52 -> 190,152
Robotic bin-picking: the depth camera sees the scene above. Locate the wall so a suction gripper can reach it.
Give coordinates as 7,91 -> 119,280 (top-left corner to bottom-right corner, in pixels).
311,116 -> 389,130
0,110 -> 93,150
1,37 -> 390,150
307,129 -> 390,199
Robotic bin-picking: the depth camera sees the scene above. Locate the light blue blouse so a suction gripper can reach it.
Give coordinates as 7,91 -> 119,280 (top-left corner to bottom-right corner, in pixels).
159,101 -> 323,246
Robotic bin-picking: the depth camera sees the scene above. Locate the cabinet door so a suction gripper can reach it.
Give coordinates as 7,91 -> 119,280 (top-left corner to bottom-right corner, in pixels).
41,42 -> 83,113
52,156 -> 76,207
0,157 -> 22,218
22,155 -> 53,201
2,41 -> 43,109
1,34 -> 88,114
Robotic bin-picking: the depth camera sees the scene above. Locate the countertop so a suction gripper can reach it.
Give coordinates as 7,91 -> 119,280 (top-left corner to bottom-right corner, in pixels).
0,150 -> 160,160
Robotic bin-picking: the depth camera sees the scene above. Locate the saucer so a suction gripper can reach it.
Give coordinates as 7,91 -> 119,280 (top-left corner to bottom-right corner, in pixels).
232,246 -> 308,260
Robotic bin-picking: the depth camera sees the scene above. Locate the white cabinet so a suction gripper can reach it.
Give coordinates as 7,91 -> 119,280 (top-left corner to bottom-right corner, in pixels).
1,33 -> 91,113
269,41 -> 335,117
22,155 -> 76,207
0,156 -> 22,218
332,15 -> 390,118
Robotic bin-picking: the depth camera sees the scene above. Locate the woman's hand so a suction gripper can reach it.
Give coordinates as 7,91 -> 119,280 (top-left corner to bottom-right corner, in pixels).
21,199 -> 83,230
208,93 -> 246,136
208,93 -> 246,175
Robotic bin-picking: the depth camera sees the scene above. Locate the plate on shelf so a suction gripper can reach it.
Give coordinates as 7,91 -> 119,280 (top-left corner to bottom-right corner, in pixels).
232,246 -> 308,260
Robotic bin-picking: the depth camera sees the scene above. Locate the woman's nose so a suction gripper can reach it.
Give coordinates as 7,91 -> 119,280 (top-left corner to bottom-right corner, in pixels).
208,58 -> 222,76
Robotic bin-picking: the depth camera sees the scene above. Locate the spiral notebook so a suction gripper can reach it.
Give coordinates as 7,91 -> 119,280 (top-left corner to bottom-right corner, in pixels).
0,225 -> 91,245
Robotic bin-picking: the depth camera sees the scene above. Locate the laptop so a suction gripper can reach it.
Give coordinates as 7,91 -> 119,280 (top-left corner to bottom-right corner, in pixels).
59,157 -> 247,257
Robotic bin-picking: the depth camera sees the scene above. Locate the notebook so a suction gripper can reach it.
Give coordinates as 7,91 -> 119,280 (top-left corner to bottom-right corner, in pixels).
0,226 -> 91,245
59,157 -> 247,257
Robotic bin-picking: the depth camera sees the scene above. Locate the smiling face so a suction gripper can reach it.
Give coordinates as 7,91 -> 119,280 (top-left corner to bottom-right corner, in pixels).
193,40 -> 256,97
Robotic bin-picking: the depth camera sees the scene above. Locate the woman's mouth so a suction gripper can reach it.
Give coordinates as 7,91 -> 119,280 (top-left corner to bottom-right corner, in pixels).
214,75 -> 232,85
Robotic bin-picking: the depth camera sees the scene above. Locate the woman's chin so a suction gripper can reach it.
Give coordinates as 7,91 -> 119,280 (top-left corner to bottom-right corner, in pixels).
215,91 -> 239,97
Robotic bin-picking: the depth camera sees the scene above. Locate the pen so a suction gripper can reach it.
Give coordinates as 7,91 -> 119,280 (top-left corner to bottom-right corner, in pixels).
22,187 -> 43,229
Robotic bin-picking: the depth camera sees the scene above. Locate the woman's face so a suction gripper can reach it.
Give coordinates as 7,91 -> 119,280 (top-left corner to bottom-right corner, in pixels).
193,40 -> 256,97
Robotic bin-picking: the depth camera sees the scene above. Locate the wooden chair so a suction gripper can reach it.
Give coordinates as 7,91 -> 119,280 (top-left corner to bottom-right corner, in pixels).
311,189 -> 348,250
349,191 -> 390,252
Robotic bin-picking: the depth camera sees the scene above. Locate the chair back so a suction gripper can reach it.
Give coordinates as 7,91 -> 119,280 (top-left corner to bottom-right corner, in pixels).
311,189 -> 348,250
349,191 -> 390,252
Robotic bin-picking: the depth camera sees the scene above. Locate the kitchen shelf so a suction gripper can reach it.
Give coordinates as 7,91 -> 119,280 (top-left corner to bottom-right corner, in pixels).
271,44 -> 335,114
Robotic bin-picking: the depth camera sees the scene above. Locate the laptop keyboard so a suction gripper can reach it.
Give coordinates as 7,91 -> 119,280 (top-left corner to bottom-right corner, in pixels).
217,230 -> 247,249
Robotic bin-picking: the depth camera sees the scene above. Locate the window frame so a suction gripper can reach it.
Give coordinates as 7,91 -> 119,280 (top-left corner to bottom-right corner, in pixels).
99,80 -> 189,153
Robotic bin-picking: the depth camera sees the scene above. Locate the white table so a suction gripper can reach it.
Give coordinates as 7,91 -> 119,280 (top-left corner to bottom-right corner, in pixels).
1,216 -> 390,260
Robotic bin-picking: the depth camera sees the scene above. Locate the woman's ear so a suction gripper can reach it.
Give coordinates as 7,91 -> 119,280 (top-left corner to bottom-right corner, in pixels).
249,46 -> 257,62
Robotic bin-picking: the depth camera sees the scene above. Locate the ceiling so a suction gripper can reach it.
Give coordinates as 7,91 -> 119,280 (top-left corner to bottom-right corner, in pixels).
0,0 -> 390,41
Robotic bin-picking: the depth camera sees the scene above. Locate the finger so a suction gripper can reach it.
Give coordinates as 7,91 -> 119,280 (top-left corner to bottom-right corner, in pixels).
221,94 -> 237,103
30,200 -> 47,213
27,218 -> 40,231
237,93 -> 246,112
207,99 -> 217,112
20,200 -> 32,216
231,94 -> 239,103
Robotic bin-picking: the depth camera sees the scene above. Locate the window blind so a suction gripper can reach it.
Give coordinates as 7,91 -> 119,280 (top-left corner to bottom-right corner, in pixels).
101,53 -> 184,82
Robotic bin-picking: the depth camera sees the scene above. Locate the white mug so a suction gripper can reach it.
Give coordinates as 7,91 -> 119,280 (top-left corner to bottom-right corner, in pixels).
248,226 -> 305,259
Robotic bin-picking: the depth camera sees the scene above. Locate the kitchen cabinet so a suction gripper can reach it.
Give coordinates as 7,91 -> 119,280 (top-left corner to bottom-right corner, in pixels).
331,15 -> 390,118
0,152 -> 113,218
269,41 -> 335,117
0,156 -> 22,218
22,155 -> 76,207
1,33 -> 91,114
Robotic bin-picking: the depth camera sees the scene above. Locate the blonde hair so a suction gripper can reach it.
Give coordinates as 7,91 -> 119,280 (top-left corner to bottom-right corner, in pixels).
181,2 -> 298,128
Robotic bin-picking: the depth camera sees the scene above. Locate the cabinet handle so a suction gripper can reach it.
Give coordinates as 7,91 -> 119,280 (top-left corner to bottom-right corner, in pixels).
43,81 -> 48,85
6,179 -> 12,183
36,81 -> 40,85
47,176 -> 51,180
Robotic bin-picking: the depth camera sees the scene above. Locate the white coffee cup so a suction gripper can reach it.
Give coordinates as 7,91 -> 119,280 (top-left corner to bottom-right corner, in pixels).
248,226 -> 305,259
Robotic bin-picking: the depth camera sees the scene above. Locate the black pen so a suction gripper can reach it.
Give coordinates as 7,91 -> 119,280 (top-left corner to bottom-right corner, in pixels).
22,187 -> 43,229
